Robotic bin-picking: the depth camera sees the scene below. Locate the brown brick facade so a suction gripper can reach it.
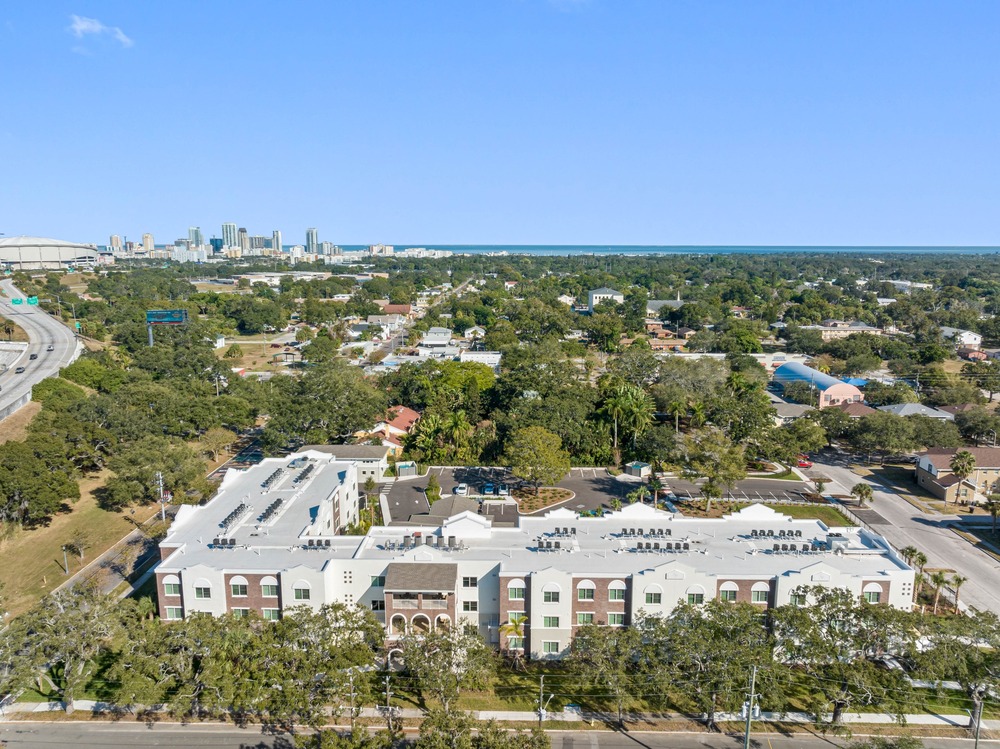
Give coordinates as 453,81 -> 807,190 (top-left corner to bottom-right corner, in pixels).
385,591 -> 456,635
225,572 -> 282,615
716,579 -> 775,607
572,577 -> 628,627
498,575 -> 529,651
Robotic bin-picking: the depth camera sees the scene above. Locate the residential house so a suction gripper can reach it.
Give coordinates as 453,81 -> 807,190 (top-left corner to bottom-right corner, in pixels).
463,326 -> 487,339
916,447 -> 1000,503
877,403 -> 955,421
772,402 -> 814,426
421,327 -> 454,347
958,347 -> 988,362
367,407 -> 421,456
588,287 -> 624,312
831,401 -> 878,419
647,297 -> 684,318
940,327 -> 983,349
799,320 -> 884,342
458,350 -> 502,371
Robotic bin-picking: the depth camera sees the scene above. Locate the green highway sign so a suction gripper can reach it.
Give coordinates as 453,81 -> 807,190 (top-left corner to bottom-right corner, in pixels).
11,298 -> 22,305
26,296 -> 38,305
75,322 -> 82,330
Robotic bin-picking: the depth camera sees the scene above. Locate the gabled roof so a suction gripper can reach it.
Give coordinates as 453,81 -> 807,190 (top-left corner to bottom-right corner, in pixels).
830,401 -> 877,417
385,406 -> 420,432
920,447 -> 1000,471
878,403 -> 954,420
589,287 -> 623,296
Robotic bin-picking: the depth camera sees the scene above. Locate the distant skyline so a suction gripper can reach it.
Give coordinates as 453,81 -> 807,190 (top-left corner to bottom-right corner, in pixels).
2,1 -> 1000,246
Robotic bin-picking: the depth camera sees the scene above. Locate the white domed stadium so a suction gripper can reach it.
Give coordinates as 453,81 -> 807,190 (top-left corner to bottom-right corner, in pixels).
0,236 -> 102,270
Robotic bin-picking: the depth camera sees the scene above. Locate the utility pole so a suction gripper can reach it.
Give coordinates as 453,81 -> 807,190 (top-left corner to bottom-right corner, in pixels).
743,665 -> 759,749
384,674 -> 394,734
538,674 -> 545,730
348,671 -> 357,733
156,471 -> 166,521
61,545 -> 69,575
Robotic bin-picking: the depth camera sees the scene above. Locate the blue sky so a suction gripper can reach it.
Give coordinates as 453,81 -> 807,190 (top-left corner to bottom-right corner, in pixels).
1,1 -> 999,246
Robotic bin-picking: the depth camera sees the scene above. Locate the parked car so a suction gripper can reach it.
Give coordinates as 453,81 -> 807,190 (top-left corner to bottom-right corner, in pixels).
482,482 -> 495,495
14,366 -> 25,374
270,343 -> 282,348
46,345 -> 54,352
797,455 -> 814,468
29,353 -> 38,360
454,483 -> 468,496
497,484 -> 510,496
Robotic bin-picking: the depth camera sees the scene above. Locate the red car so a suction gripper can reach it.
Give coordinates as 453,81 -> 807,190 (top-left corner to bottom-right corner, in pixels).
797,456 -> 813,469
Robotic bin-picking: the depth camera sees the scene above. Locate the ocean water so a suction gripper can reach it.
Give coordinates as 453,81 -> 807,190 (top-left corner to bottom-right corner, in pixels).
339,245 -> 1000,256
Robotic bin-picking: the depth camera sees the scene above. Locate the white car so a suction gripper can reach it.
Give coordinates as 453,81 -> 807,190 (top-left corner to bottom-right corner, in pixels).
454,483 -> 468,495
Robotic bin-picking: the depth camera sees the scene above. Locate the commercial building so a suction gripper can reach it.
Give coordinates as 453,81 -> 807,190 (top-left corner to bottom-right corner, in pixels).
142,233 -> 155,253
306,228 -> 318,255
588,287 -> 624,313
155,452 -> 914,660
272,230 -> 282,254
238,228 -> 249,252
0,236 -> 102,270
222,223 -> 238,249
772,362 -> 864,408
188,227 -> 204,248
798,320 -> 884,341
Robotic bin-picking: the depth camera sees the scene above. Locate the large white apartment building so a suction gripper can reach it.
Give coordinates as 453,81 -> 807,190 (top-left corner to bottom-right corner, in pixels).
156,451 -> 915,660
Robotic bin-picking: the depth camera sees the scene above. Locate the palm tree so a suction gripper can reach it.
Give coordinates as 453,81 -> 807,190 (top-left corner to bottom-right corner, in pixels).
951,574 -> 968,614
912,551 -> 928,599
851,482 -> 874,508
499,614 -> 528,671
689,401 -> 707,428
985,494 -> 1000,535
900,546 -> 918,566
666,399 -> 686,433
949,450 -> 977,504
648,476 -> 664,504
609,497 -> 623,512
442,410 -> 474,462
931,570 -> 950,615
2,321 -> 14,341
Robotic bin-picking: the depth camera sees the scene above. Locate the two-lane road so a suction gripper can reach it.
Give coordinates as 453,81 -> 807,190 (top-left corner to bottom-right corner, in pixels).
0,279 -> 79,420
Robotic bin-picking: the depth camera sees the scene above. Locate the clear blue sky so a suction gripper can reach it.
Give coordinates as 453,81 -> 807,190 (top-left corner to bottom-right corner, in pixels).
2,1 -> 999,246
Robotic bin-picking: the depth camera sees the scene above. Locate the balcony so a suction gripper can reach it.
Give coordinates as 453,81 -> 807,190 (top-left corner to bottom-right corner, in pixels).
394,600 -> 418,610
423,599 -> 448,609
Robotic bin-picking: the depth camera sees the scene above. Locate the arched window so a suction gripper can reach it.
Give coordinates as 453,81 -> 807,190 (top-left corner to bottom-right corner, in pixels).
194,578 -> 212,600
292,580 -> 312,601
685,584 -> 705,605
541,581 -> 561,603
751,582 -> 770,604
608,580 -> 627,602
643,584 -> 663,605
576,579 -> 596,602
261,575 -> 279,598
862,582 -> 883,604
507,579 -> 526,601
229,575 -> 249,598
719,581 -> 738,602
162,574 -> 180,597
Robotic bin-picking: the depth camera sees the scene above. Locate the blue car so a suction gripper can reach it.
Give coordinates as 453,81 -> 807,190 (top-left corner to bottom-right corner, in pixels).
482,483 -> 495,495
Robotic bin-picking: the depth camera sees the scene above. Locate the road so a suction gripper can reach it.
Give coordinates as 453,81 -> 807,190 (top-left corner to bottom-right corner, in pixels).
1,723 -> 996,749
805,453 -> 1000,614
0,279 -> 79,419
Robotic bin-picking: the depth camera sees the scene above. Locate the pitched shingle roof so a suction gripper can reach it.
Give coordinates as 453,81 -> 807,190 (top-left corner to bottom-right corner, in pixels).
385,562 -> 458,592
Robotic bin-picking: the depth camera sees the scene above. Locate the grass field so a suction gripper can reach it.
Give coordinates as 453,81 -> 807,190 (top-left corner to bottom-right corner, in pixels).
0,400 -> 41,444
0,469 -> 162,617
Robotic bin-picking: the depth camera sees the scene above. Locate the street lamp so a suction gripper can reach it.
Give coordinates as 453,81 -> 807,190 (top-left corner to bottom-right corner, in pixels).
61,545 -> 69,575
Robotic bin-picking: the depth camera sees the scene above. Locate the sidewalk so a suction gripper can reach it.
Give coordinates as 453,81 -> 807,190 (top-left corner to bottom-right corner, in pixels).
2,699 -> 995,730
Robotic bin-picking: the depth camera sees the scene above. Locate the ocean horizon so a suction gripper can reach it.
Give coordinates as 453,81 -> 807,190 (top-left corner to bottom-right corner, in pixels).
338,244 -> 1000,256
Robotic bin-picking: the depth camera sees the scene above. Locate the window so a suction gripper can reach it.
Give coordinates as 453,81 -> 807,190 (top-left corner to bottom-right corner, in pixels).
609,588 -> 626,601
608,613 -> 625,626
294,587 -> 311,601
231,608 -> 249,618
687,593 -> 704,605
262,608 -> 281,621
864,591 -> 881,604
463,576 -> 478,588
720,590 -> 737,602
195,586 -> 211,600
164,583 -> 181,596
463,601 -> 478,612
231,584 -> 248,597
543,591 -> 560,603
371,576 -> 386,587
577,613 -> 594,625
508,611 -> 525,624
577,588 -> 595,601
508,637 -> 524,650
371,600 -> 386,611
542,616 -> 560,628
645,592 -> 662,605
262,584 -> 279,598
164,606 -> 183,620
790,593 -> 806,606
542,641 -> 560,654
509,587 -> 525,600
752,590 -> 769,603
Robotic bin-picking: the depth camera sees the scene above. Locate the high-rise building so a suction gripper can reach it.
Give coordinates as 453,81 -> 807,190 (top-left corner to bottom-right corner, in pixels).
222,223 -> 238,248
305,228 -> 318,254
238,227 -> 249,252
188,226 -> 204,248
209,237 -> 224,253
249,235 -> 269,250
142,233 -> 154,253
272,229 -> 282,254
109,234 -> 123,251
